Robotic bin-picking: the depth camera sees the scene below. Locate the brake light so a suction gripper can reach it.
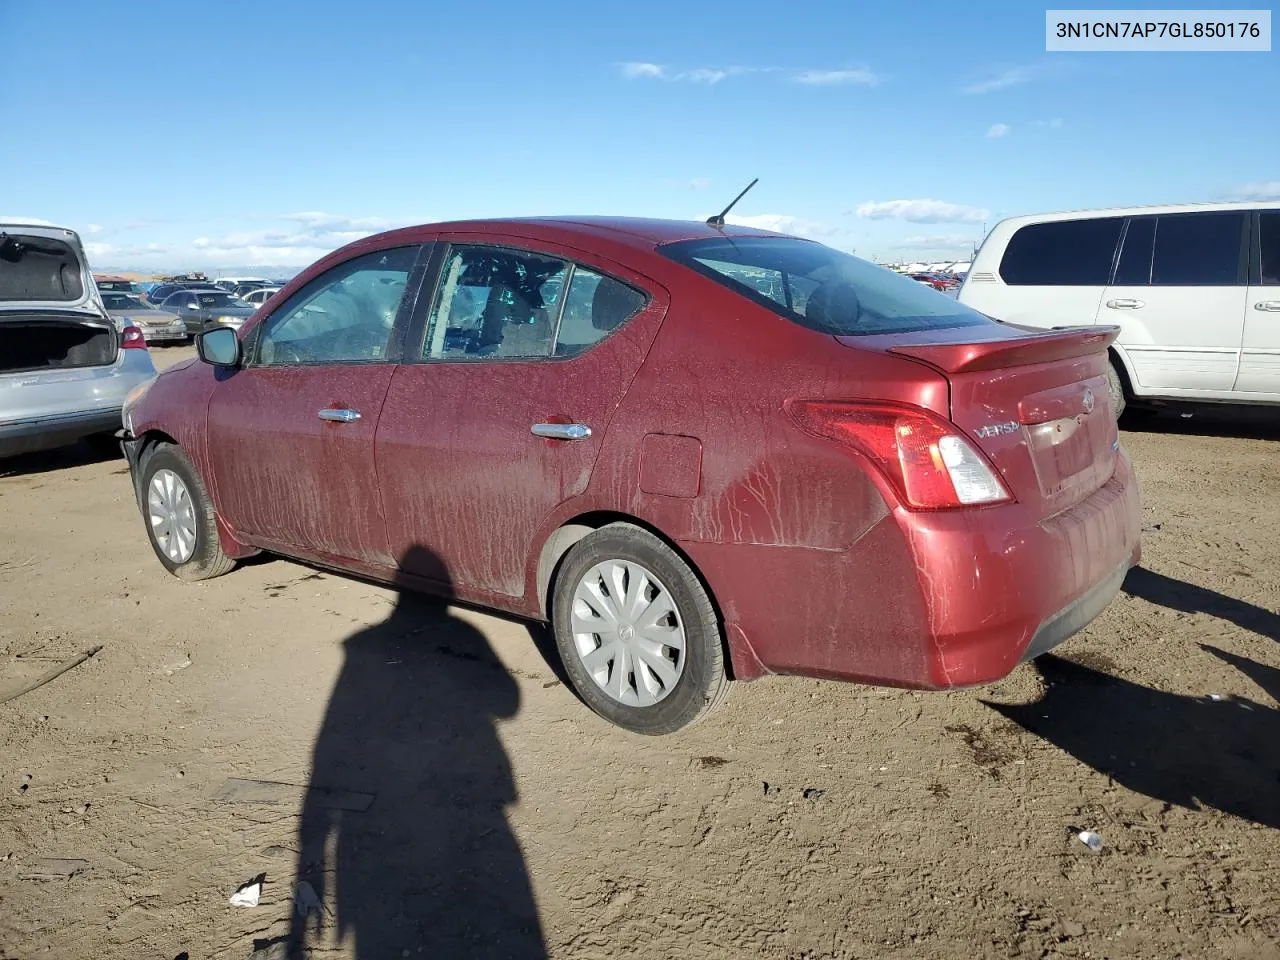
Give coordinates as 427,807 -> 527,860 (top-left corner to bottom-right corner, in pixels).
785,401 -> 1012,509
121,325 -> 147,349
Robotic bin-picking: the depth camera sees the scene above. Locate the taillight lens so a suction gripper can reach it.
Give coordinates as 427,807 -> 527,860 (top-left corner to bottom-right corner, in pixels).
121,325 -> 147,349
785,401 -> 1012,509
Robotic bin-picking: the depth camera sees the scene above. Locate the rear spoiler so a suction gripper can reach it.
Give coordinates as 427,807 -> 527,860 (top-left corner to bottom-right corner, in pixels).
883,325 -> 1119,374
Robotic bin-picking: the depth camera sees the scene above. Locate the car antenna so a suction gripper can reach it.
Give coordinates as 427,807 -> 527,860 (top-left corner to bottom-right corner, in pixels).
705,178 -> 759,228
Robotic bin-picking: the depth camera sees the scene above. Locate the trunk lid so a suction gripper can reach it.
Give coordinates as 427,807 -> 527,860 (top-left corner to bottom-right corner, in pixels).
1,222 -> 119,377
843,324 -> 1121,516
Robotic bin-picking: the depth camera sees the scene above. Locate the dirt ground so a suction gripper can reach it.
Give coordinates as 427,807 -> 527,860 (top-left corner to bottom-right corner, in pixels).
1,344 -> 1277,960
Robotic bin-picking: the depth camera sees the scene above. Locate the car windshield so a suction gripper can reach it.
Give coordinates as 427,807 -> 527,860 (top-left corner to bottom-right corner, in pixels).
102,293 -> 149,310
661,236 -> 990,337
195,292 -> 242,308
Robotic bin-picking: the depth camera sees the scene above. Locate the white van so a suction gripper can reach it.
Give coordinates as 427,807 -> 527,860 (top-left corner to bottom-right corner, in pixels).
958,201 -> 1280,415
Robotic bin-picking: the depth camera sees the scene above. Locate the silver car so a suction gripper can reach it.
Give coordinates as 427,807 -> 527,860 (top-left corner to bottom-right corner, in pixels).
1,221 -> 157,458
100,290 -> 189,343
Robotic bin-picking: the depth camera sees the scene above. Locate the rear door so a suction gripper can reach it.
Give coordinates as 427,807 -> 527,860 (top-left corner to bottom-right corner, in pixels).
1097,211 -> 1249,395
205,244 -> 425,566
1236,210 -> 1280,397
375,238 -> 664,599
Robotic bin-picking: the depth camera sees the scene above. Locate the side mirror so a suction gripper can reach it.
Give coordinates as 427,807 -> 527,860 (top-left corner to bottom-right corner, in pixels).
185,302 -> 199,310
197,326 -> 241,367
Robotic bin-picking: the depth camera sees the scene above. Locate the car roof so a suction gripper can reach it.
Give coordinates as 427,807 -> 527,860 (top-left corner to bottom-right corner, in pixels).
369,216 -> 793,251
990,198 -> 1280,231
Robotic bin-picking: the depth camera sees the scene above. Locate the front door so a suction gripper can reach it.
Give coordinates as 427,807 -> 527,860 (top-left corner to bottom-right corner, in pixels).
376,239 -> 664,599
1236,210 -> 1280,397
1097,212 -> 1249,395
206,245 -> 422,566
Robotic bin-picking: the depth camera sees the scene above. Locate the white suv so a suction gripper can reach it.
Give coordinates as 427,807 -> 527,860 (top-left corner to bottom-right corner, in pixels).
958,201 -> 1280,416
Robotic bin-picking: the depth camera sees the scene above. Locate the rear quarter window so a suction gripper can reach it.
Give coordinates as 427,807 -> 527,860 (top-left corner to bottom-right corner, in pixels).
998,218 -> 1124,286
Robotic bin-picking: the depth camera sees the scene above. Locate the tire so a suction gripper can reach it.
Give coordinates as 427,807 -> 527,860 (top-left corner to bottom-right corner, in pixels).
1106,359 -> 1128,420
138,442 -> 236,581
551,523 -> 730,735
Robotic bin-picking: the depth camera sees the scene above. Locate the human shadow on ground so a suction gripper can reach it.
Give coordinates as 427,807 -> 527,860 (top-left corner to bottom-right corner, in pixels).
1123,566 -> 1280,644
288,545 -> 546,958
986,649 -> 1280,828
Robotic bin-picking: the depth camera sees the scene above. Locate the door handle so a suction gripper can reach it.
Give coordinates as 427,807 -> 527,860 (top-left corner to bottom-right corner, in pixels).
1254,301 -> 1280,312
1105,298 -> 1145,309
531,422 -> 592,441
318,408 -> 361,422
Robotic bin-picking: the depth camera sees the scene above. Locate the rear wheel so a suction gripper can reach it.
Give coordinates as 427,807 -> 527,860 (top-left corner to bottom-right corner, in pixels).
551,523 -> 729,735
139,443 -> 236,581
1106,359 -> 1128,419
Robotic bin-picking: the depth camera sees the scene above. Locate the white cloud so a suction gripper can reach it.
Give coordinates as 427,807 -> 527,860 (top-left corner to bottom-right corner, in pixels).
683,67 -> 730,84
83,223 -> 104,235
898,234 -> 979,250
854,199 -> 989,224
81,211 -> 419,270
720,214 -> 838,239
84,241 -> 172,262
1231,181 -> 1280,200
1033,117 -> 1064,129
986,122 -> 1011,139
961,65 -> 1036,95
793,68 -> 879,86
620,61 -> 665,79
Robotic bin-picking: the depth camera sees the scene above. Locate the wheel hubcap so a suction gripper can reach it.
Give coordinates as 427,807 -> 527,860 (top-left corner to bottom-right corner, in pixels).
147,468 -> 197,564
571,559 -> 686,707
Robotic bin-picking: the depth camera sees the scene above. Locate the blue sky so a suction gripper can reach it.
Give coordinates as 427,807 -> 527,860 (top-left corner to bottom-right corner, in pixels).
1,0 -> 1275,270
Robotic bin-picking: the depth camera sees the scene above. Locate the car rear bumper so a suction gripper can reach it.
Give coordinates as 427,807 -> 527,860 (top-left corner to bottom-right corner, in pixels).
0,408 -> 123,456
681,452 -> 1141,688
0,349 -> 156,458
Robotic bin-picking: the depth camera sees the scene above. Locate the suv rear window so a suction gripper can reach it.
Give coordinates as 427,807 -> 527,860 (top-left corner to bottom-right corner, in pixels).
998,218 -> 1124,286
660,237 -> 988,337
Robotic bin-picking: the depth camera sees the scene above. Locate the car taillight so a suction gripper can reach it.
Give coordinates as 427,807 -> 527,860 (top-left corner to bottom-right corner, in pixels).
121,325 -> 147,349
785,401 -> 1012,509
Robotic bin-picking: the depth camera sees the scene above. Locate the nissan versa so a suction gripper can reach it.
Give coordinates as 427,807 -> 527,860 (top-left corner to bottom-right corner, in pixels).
121,217 -> 1141,734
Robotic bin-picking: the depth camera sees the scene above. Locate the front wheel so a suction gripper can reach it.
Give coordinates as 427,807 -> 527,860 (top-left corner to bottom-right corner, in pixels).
139,442 -> 236,581
551,523 -> 729,735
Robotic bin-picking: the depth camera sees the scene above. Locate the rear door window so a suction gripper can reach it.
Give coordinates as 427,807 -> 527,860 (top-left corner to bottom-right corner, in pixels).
1150,212 -> 1246,285
423,245 -> 569,360
1112,217 -> 1156,285
998,218 -> 1124,286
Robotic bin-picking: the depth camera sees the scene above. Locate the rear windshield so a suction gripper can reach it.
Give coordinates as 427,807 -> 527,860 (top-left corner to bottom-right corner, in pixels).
0,233 -> 85,302
102,293 -> 148,310
661,236 -> 989,337
195,292 -> 242,308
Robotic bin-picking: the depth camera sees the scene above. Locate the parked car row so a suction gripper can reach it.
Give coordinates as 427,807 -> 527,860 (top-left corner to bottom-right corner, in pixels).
89,273 -> 287,343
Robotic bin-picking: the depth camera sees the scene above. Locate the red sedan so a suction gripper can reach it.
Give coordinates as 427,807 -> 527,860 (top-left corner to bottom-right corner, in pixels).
121,217 -> 1141,734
